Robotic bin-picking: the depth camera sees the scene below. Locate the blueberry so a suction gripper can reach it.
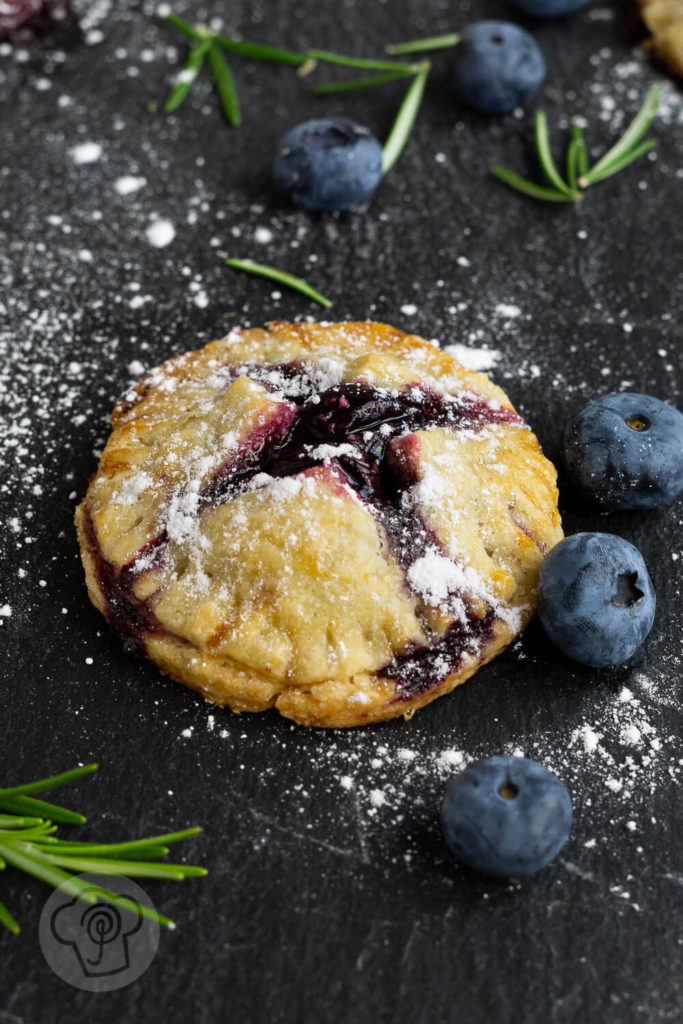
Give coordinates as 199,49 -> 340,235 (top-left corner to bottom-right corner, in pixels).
273,117 -> 383,212
450,21 -> 546,115
563,393 -> 683,510
441,756 -> 572,878
538,533 -> 656,667
508,0 -> 589,19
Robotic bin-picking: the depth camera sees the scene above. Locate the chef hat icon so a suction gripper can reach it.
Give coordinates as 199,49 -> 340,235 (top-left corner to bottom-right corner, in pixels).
51,888 -> 144,979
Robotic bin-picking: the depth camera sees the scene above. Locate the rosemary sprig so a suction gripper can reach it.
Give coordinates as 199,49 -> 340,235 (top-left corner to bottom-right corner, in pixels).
0,765 -> 206,934
225,258 -> 332,308
164,10 -> 309,126
385,32 -> 461,55
492,85 -> 660,203
382,65 -> 430,175
164,9 -> 431,172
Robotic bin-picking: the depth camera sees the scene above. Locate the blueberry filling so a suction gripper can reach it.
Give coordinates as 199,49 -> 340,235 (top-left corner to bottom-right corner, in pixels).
86,365 -> 522,695
81,510 -> 173,657
384,611 -> 496,700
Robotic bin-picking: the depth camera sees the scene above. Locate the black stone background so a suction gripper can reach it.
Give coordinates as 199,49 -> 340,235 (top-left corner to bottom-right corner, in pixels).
1,1 -> 682,1022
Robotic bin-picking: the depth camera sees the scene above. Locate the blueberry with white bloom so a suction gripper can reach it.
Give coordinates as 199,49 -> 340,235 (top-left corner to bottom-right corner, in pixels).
441,756 -> 572,877
273,117 -> 383,212
563,392 -> 683,510
451,21 -> 546,114
537,533 -> 656,667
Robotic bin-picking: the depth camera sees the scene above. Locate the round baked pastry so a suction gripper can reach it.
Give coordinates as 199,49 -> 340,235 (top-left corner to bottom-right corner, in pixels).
75,321 -> 563,727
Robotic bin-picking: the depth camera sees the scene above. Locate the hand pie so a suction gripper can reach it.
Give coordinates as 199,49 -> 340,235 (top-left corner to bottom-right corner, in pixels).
76,321 -> 563,727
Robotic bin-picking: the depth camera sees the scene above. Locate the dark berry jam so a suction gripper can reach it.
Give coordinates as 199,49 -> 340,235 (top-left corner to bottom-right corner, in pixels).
81,509 -> 170,654
384,611 -> 496,700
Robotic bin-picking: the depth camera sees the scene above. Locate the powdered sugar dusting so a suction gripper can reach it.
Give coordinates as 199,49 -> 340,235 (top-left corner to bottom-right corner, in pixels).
443,344 -> 501,372
69,140 -> 102,164
145,218 -> 176,248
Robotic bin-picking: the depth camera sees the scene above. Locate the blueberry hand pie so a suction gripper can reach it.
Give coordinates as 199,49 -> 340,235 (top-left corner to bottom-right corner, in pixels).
76,321 -> 562,727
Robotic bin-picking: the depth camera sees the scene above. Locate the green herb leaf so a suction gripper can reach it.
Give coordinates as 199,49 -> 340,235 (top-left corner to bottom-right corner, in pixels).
0,898 -> 20,935
381,65 -> 430,175
31,849 -> 206,880
164,37 -> 212,114
571,123 -> 589,178
580,138 -> 655,186
0,764 -> 98,798
491,165 -> 580,203
224,258 -> 332,308
35,842 -> 172,860
165,12 -> 205,43
34,827 -> 202,858
0,793 -> 86,824
307,49 -> 417,73
213,32 -> 308,67
566,139 -> 579,192
579,84 -> 660,187
314,69 -> 412,95
534,111 -> 578,198
207,45 -> 241,126
0,815 -> 45,828
385,32 -> 461,55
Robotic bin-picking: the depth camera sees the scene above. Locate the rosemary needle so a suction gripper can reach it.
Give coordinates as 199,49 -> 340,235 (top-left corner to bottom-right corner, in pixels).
306,49 -> 417,73
224,258 -> 332,308
578,83 -> 660,187
164,37 -> 212,114
491,166 -> 578,203
382,65 -> 430,175
386,32 -> 461,55
207,45 -> 241,126
534,110 -> 580,199
314,69 -> 413,96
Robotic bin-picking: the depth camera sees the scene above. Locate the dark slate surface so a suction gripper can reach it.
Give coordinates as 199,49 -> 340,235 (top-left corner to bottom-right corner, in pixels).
1,2 -> 682,1022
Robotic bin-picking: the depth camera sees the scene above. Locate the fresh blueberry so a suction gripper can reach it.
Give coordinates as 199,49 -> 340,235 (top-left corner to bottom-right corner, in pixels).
273,117 -> 383,212
508,0 -> 589,19
450,21 -> 546,114
538,533 -> 656,667
441,756 -> 572,878
563,393 -> 683,510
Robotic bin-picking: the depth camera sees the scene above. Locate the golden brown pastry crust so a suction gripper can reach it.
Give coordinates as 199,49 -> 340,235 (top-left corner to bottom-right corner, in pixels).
75,321 -> 563,727
639,0 -> 683,76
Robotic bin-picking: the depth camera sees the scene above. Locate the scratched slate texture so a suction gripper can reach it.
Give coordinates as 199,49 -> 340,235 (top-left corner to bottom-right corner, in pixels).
1,1 -> 682,1022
